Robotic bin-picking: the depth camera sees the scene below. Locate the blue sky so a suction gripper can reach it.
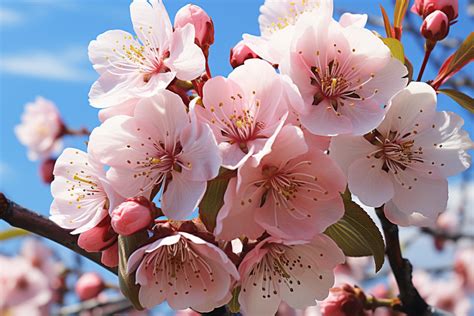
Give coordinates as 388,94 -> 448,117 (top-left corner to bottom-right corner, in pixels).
0,0 -> 473,313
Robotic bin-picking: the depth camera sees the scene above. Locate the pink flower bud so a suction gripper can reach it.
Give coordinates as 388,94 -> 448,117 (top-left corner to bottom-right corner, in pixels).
78,217 -> 117,252
421,10 -> 449,42
411,0 -> 458,21
111,196 -> 154,236
101,242 -> 118,268
230,40 -> 259,69
320,284 -> 367,316
174,4 -> 214,52
39,158 -> 56,184
75,272 -> 105,301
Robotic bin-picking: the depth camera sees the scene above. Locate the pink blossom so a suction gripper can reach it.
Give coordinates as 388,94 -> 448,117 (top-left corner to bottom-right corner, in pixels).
411,0 -> 458,21
215,125 -> 346,241
412,270 -> 471,316
330,82 -> 473,226
77,216 -> 117,252
111,196 -> 155,235
238,235 -> 345,315
88,0 -> 205,108
50,148 -> 122,234
421,10 -> 449,41
127,232 -> 239,312
174,4 -> 214,52
75,273 -> 105,301
455,247 -> 474,291
20,239 -> 62,290
230,40 -> 259,68
191,58 -> 291,170
281,14 -> 408,136
242,0 -> 333,65
89,90 -> 221,219
0,255 -> 52,315
320,284 -> 367,316
15,96 -> 63,161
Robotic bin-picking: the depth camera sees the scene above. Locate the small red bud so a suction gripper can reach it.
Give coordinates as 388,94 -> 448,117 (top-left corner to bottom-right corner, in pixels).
230,40 -> 259,69
421,10 -> 449,42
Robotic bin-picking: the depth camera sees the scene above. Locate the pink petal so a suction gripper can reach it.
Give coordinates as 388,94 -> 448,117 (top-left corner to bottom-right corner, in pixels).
339,13 -> 368,28
214,178 -> 265,241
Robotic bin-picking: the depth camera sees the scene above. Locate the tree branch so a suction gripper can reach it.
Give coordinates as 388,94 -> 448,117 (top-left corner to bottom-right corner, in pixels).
0,193 -> 117,275
375,207 -> 430,316
421,227 -> 474,241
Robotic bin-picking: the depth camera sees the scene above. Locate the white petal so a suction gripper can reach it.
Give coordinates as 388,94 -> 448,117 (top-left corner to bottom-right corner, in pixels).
348,157 -> 394,207
130,0 -> 172,48
167,24 -> 206,81
161,172 -> 206,219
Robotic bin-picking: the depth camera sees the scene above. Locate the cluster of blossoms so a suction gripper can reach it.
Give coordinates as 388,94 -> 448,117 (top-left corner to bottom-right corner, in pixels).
17,0 -> 469,314
0,239 -> 64,315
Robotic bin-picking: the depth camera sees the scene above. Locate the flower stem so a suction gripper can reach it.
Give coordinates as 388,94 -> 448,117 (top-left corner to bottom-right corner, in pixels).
417,40 -> 436,81
64,126 -> 91,136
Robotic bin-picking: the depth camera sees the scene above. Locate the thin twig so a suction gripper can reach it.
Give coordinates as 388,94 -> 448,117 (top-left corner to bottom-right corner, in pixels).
420,227 -> 474,241
0,193 -> 117,275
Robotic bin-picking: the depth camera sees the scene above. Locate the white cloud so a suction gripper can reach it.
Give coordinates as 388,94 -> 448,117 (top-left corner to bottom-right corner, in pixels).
0,7 -> 23,26
0,47 -> 95,82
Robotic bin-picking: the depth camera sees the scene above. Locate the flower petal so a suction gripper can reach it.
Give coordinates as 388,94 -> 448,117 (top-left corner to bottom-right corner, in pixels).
348,157 -> 394,207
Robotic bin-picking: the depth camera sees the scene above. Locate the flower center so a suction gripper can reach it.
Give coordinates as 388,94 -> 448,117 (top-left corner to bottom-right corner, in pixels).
365,130 -> 424,173
208,99 -> 265,153
250,162 -> 327,220
310,60 -> 362,112
144,237 -> 214,295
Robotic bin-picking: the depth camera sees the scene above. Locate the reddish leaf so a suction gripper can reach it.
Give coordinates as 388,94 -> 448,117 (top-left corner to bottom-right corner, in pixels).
432,32 -> 474,89
380,5 -> 394,38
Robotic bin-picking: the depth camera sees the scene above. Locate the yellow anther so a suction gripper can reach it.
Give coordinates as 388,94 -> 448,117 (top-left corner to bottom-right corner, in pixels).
73,175 -> 97,186
149,157 -> 161,164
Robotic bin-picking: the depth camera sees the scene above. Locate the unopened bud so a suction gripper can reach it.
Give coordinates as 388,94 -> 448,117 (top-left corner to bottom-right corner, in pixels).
101,242 -> 118,268
421,10 -> 449,42
411,0 -> 458,21
111,196 -> 155,236
320,284 -> 367,316
75,272 -> 105,301
230,40 -> 259,68
39,158 -> 56,184
78,216 -> 117,252
174,4 -> 214,54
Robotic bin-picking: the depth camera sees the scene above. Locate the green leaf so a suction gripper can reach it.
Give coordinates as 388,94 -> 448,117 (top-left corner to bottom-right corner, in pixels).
325,194 -> 385,272
118,232 -> 148,311
199,168 -> 234,232
0,228 -> 29,241
228,286 -> 241,313
438,89 -> 474,113
382,38 -> 405,63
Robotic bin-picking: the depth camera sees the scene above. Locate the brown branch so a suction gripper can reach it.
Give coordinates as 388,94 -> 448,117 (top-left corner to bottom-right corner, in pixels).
421,227 -> 474,241
0,193 -> 117,275
375,207 -> 430,316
